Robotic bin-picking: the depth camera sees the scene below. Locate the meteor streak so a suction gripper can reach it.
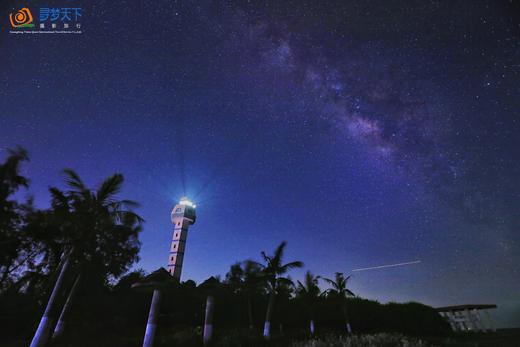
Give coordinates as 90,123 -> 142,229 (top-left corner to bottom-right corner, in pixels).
352,260 -> 421,272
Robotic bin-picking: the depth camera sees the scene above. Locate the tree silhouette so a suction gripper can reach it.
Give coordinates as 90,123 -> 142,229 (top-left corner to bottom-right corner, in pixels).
296,271 -> 321,335
225,260 -> 265,330
56,169 -> 143,280
323,272 -> 355,334
257,241 -> 302,339
29,169 -> 143,347
0,146 -> 33,291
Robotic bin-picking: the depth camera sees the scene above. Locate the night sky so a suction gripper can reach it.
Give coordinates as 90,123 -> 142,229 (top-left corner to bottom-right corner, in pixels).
1,0 -> 519,327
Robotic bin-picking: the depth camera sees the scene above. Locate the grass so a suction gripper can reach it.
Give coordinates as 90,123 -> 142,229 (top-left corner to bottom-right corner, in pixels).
291,329 -> 520,347
291,333 -> 433,347
5,329 -> 520,347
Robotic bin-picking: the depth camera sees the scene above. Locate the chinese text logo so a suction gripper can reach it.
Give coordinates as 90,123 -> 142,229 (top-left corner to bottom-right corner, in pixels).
40,8 -> 81,22
38,8 -> 82,29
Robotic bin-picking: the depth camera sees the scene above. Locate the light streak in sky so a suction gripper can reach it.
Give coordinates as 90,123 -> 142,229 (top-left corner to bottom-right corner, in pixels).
352,260 -> 421,272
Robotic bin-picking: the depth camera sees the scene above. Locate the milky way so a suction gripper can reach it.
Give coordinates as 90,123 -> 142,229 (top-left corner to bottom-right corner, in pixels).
214,2 -> 518,227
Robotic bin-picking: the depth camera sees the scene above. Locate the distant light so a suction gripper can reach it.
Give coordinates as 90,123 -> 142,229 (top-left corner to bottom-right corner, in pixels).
179,197 -> 195,208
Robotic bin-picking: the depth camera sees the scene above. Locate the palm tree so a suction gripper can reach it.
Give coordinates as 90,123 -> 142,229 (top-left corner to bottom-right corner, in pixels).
0,146 -> 30,290
58,169 -> 142,277
243,260 -> 265,330
258,241 -> 303,339
322,272 -> 355,334
30,169 -> 142,347
273,275 -> 294,336
296,271 -> 321,335
225,260 -> 265,330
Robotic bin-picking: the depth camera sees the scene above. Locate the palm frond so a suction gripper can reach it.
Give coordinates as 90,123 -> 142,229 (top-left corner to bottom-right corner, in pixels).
49,187 -> 68,207
97,173 -> 124,203
304,271 -> 320,289
322,277 -> 337,288
117,199 -> 140,208
260,251 -> 271,264
272,241 -> 287,264
63,168 -> 86,191
114,210 -> 144,225
1,147 -> 30,192
6,146 -> 29,161
281,260 -> 303,271
245,260 -> 265,270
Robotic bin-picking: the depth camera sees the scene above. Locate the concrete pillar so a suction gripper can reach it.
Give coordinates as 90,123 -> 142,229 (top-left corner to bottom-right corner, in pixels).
465,309 -> 476,331
444,312 -> 457,331
460,311 -> 470,331
203,295 -> 214,346
472,309 -> 486,332
451,311 -> 464,331
448,311 -> 459,331
142,289 -> 162,347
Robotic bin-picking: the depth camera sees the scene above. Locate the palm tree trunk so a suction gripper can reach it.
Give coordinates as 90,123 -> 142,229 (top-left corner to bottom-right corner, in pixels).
142,289 -> 162,347
29,256 -> 71,347
52,273 -> 81,339
309,305 -> 316,335
203,295 -> 214,346
263,293 -> 275,339
247,296 -> 254,330
342,301 -> 352,334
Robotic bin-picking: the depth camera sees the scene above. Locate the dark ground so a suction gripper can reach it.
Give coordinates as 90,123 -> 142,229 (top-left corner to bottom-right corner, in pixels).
5,328 -> 520,347
427,328 -> 520,347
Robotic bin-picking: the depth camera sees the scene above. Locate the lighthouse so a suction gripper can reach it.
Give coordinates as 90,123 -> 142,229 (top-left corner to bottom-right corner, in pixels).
167,197 -> 196,279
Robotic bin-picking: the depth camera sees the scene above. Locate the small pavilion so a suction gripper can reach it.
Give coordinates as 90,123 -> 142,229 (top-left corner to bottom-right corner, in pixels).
436,304 -> 497,332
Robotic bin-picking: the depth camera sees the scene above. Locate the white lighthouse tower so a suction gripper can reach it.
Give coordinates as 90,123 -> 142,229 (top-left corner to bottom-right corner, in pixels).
167,197 -> 196,279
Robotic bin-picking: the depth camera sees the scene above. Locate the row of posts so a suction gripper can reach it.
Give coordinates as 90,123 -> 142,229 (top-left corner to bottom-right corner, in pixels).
27,259 -> 214,347
141,289 -> 215,347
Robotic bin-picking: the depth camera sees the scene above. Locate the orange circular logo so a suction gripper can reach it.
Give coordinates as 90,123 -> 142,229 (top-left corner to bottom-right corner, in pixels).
9,8 -> 34,28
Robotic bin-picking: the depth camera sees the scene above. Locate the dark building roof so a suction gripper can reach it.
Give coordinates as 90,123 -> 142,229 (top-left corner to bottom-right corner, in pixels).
131,267 -> 176,292
436,304 -> 497,312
